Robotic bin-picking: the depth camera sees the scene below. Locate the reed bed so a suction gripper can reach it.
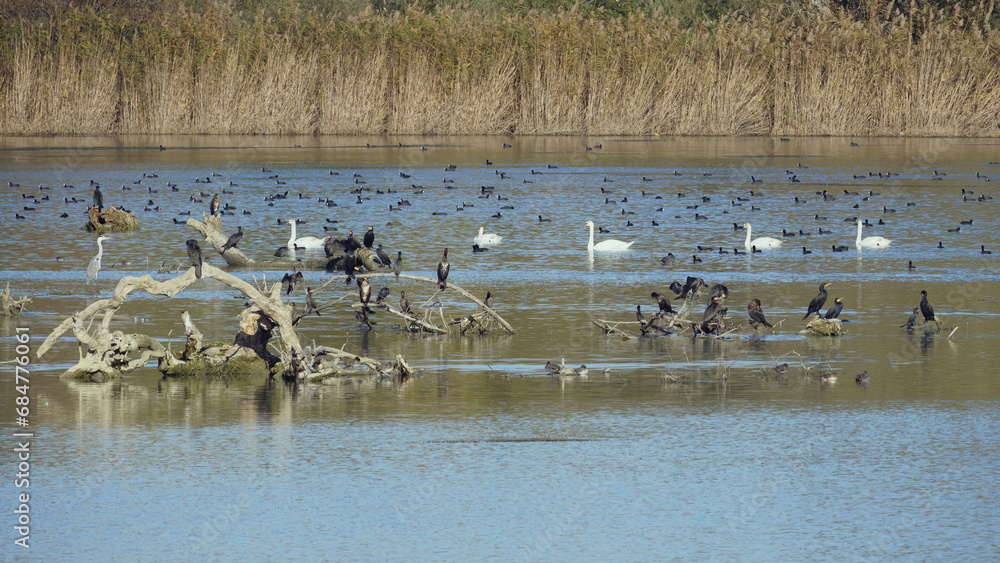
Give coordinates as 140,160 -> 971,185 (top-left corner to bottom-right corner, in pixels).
1,2 -> 998,136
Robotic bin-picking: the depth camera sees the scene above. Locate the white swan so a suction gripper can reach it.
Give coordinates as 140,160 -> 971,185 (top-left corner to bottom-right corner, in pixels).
743,222 -> 782,250
287,219 -> 325,249
585,220 -> 635,251
473,226 -> 502,247
855,218 -> 892,249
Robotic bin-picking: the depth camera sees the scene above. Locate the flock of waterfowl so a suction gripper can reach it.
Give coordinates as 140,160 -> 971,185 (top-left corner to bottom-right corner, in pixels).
5,140 -> 996,381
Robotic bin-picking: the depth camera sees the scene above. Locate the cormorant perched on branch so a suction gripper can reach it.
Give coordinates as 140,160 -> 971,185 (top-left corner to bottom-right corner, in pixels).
358,277 -> 372,313
651,292 -> 673,314
186,239 -> 202,278
703,296 -> 724,323
221,226 -> 243,252
281,268 -> 303,295
305,287 -> 320,316
363,225 -> 375,249
437,248 -> 450,289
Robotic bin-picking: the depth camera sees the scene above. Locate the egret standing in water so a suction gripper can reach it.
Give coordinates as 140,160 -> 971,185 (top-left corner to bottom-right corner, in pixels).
186,239 -> 203,278
86,235 -> 110,284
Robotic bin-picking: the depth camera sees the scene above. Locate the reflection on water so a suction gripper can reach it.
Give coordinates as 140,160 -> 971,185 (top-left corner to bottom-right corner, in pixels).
1,135 -> 999,559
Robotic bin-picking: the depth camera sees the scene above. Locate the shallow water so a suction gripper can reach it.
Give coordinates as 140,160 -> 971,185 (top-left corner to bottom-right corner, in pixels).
1,135 -> 999,559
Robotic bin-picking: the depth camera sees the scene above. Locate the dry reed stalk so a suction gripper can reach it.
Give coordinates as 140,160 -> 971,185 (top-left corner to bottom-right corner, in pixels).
2,4 -> 999,136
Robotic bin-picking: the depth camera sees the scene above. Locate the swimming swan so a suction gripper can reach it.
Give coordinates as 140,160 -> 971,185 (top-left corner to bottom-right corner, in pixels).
585,220 -> 635,251
287,219 -> 325,249
855,218 -> 892,249
473,226 -> 503,247
743,222 -> 782,250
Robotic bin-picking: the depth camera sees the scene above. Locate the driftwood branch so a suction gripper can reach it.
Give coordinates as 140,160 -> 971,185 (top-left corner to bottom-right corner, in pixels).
353,272 -> 517,335
593,286 -> 745,339
1,283 -> 30,316
38,262 -> 306,379
187,215 -> 254,267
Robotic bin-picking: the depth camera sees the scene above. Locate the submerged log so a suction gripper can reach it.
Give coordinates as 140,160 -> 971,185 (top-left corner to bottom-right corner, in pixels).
86,206 -> 139,233
801,317 -> 844,336
1,283 -> 30,316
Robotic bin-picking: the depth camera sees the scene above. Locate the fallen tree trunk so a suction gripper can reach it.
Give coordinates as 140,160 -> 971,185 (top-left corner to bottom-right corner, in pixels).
37,263 -> 307,380
37,262 -> 416,382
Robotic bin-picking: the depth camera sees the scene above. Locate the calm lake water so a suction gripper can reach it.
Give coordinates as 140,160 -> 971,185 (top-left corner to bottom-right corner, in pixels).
1,135 -> 999,560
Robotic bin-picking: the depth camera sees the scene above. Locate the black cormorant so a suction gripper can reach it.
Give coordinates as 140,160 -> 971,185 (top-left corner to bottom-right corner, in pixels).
344,230 -> 360,252
703,296 -> 724,323
92,186 -> 104,211
281,268 -> 303,295
221,226 -> 243,252
748,298 -> 773,329
394,251 -> 402,278
919,290 -> 935,321
363,225 -> 375,249
651,292 -> 673,314
437,248 -> 450,289
399,290 -> 412,315
186,239 -> 203,279
824,297 -> 843,319
709,283 -> 729,301
376,244 -> 392,266
358,277 -> 372,313
803,282 -> 830,319
343,251 -> 358,285
305,287 -> 320,316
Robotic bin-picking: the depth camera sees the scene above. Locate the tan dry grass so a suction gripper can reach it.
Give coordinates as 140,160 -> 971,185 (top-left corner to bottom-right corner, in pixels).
2,3 -> 999,136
